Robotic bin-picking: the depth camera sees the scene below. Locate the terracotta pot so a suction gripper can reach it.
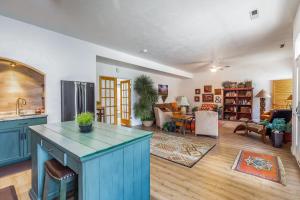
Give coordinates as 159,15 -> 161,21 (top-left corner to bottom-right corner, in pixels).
142,120 -> 154,127
284,132 -> 292,143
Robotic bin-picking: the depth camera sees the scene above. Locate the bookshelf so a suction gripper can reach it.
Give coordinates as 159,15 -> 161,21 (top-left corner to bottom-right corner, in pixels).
223,87 -> 253,121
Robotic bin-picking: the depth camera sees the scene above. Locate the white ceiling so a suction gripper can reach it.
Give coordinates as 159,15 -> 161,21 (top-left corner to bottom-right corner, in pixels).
0,0 -> 299,72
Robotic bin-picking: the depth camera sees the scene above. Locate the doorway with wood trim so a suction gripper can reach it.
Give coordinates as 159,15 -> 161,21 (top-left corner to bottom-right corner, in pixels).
99,76 -> 132,126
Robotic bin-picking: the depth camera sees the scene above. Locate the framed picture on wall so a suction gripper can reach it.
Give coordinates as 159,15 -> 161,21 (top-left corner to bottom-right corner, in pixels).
202,94 -> 214,102
204,85 -> 212,93
158,84 -> 168,96
214,88 -> 222,95
195,89 -> 201,94
194,96 -> 200,102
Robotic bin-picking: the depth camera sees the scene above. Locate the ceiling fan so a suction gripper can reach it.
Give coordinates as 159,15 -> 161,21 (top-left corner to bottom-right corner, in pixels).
185,59 -> 231,72
209,64 -> 231,72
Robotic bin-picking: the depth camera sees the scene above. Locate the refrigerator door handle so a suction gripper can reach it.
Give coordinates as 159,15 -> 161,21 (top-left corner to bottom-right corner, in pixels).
78,82 -> 82,114
74,82 -> 78,117
84,83 -> 87,112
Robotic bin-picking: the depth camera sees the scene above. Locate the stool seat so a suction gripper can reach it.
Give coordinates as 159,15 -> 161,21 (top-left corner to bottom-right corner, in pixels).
43,159 -> 77,200
45,159 -> 75,180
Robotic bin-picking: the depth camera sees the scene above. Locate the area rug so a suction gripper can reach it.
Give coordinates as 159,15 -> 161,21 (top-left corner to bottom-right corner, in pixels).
0,185 -> 18,200
150,132 -> 216,167
232,150 -> 286,185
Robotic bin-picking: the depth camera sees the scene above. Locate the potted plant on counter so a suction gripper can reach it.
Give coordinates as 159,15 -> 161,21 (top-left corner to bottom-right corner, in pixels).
76,112 -> 94,133
134,75 -> 158,127
267,118 -> 286,148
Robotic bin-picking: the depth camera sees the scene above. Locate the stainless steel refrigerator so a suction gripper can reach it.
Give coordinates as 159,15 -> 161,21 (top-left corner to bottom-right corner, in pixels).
61,80 -> 95,122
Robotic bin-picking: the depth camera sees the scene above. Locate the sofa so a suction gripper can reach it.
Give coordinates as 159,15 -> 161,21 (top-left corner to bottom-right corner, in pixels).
154,107 -> 173,129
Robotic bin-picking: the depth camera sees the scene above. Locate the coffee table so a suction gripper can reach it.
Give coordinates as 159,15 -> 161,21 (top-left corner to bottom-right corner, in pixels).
171,114 -> 193,135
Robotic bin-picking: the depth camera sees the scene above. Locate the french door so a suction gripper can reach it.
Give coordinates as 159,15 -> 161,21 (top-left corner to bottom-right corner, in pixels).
293,58 -> 300,163
120,80 -> 131,126
99,76 -> 117,124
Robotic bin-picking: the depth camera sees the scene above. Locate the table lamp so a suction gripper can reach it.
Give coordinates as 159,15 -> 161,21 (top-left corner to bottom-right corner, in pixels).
179,96 -> 189,114
255,89 -> 270,118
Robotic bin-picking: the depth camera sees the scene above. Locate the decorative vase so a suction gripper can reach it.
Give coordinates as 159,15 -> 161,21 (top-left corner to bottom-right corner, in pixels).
79,124 -> 93,133
181,106 -> 187,114
142,120 -> 154,127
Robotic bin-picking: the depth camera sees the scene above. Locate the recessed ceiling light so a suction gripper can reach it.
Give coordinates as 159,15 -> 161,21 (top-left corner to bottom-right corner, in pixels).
210,68 -> 218,72
141,49 -> 148,53
210,65 -> 219,72
250,9 -> 259,20
10,62 -> 16,67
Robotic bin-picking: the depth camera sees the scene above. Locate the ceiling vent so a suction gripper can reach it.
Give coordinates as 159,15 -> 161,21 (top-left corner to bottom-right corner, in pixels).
250,9 -> 259,20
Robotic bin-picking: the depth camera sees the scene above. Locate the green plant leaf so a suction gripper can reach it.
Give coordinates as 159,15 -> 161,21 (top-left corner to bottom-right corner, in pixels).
133,75 -> 158,121
75,112 -> 93,126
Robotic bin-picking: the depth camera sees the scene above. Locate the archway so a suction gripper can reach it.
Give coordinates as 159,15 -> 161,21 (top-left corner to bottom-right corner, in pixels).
0,57 -> 45,115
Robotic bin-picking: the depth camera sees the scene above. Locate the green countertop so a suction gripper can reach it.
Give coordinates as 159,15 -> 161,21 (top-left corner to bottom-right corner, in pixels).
29,121 -> 152,160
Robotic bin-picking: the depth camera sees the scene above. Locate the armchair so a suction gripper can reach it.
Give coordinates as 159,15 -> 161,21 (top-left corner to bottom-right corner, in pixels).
154,107 -> 172,129
195,111 -> 218,137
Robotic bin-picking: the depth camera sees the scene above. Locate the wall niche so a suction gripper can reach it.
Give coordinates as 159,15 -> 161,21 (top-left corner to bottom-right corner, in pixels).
0,58 -> 45,113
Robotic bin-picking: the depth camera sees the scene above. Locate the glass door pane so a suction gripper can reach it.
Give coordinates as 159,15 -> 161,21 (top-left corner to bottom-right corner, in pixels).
120,80 -> 131,126
99,76 -> 117,124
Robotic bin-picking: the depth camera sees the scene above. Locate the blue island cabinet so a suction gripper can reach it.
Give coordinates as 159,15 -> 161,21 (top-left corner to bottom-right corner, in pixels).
0,116 -> 47,167
29,122 -> 152,200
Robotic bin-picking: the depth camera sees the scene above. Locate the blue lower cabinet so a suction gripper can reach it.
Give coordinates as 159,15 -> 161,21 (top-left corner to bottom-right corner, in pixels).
0,128 -> 23,166
24,127 -> 32,158
0,116 -> 47,167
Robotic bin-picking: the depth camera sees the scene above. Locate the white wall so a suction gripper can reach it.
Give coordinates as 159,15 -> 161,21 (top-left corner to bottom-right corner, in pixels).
178,57 -> 293,121
294,5 -> 300,59
0,16 -> 98,122
96,61 -> 181,126
0,15 -> 188,122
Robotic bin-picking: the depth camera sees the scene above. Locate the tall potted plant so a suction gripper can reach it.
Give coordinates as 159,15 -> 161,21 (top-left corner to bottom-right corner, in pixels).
134,75 -> 158,127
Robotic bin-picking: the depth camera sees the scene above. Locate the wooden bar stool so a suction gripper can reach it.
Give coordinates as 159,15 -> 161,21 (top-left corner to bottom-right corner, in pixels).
42,159 -> 77,200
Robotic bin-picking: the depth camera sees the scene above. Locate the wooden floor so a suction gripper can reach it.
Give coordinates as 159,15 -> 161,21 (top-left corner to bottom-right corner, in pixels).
0,123 -> 300,200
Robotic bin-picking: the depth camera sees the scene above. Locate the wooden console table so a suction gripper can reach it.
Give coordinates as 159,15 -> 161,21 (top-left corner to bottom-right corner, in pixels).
172,114 -> 193,135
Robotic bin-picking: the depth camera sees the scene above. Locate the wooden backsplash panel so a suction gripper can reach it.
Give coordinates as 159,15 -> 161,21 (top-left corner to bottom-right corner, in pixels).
0,64 -> 44,112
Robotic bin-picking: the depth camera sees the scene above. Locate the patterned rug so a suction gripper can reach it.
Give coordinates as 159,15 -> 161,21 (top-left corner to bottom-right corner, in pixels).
232,150 -> 286,185
150,132 -> 216,167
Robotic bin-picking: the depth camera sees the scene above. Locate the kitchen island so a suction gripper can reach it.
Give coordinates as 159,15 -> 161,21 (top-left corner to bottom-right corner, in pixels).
29,121 -> 152,200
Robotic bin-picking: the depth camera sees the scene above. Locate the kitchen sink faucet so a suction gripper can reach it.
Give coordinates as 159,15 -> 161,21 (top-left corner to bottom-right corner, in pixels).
16,98 -> 26,115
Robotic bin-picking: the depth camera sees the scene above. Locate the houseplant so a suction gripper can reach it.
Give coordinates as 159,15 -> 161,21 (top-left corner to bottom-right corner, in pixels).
267,118 -> 286,148
192,106 -> 199,114
237,82 -> 245,88
222,81 -> 231,88
133,75 -> 158,127
245,80 -> 252,88
76,112 -> 94,133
